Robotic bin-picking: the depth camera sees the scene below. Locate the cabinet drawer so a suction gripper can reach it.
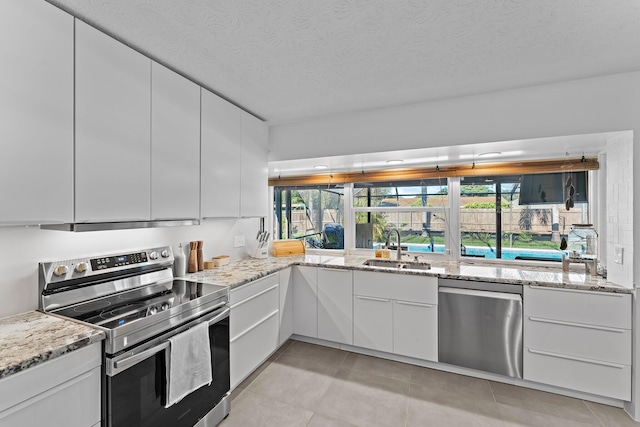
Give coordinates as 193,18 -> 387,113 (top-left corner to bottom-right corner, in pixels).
524,348 -> 630,400
230,282 -> 279,339
524,317 -> 631,365
354,271 -> 437,304
230,273 -> 278,305
230,311 -> 279,389
524,285 -> 631,329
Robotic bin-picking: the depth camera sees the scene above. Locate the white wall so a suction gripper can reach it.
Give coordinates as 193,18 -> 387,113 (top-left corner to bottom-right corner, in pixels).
270,70 -> 640,417
270,71 -> 640,161
606,133 -> 634,286
0,218 -> 258,318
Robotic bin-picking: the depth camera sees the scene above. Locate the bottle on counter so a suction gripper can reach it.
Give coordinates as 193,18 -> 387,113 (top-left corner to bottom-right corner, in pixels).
174,243 -> 186,277
375,245 -> 383,258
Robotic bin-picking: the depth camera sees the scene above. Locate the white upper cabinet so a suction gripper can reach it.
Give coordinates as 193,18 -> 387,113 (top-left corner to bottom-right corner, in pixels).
151,62 -> 200,220
75,20 -> 151,222
0,0 -> 73,224
240,111 -> 268,218
201,89 -> 241,218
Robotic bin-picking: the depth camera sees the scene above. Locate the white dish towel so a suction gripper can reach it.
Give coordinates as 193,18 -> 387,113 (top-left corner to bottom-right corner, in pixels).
165,321 -> 213,408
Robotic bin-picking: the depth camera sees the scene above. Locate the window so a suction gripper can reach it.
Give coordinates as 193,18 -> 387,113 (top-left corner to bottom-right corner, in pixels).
353,179 -> 449,253
459,172 -> 589,261
273,185 -> 344,249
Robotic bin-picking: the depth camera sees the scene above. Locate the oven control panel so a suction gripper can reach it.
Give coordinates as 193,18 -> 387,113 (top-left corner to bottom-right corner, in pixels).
40,246 -> 175,288
91,252 -> 148,270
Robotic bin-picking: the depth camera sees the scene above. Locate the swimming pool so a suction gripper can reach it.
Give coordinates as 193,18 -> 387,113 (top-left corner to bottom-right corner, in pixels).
399,243 -> 564,261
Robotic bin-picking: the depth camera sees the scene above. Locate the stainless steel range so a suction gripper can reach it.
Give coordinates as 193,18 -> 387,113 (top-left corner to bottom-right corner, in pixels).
39,246 -> 230,427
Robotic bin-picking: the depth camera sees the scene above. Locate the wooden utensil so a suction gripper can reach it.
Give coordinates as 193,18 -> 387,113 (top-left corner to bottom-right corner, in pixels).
197,240 -> 204,271
188,241 -> 198,273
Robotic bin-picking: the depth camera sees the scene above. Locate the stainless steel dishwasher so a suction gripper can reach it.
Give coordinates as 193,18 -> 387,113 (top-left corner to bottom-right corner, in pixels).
438,278 -> 523,378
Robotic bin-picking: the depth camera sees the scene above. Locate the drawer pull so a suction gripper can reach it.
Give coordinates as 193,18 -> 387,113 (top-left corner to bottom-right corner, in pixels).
355,295 -> 390,303
528,285 -> 625,297
231,284 -> 279,308
528,317 -> 627,333
527,348 -> 625,369
395,300 -> 436,308
230,310 -> 279,343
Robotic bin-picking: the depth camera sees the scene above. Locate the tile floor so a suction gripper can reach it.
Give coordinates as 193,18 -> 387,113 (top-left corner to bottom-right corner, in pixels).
221,340 -> 640,427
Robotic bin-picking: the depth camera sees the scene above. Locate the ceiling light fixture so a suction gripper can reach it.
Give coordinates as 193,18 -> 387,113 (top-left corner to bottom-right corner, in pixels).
477,151 -> 502,158
386,160 -> 404,165
314,165 -> 328,170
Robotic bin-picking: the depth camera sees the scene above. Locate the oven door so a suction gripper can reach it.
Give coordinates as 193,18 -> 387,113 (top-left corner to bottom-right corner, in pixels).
105,306 -> 230,427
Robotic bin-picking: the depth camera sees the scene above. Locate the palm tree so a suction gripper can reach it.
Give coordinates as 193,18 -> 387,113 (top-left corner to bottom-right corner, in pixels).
518,207 -> 550,231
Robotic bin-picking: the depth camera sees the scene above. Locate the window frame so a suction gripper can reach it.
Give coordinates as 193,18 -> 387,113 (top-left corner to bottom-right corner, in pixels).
270,169 -> 598,267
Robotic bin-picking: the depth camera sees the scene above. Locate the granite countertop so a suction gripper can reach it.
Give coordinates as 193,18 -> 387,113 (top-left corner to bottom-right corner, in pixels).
0,311 -> 105,380
187,254 -> 633,294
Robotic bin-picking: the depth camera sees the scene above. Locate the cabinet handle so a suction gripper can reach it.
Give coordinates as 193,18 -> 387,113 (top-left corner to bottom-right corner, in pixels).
528,285 -> 626,297
231,284 -> 279,308
528,316 -> 627,333
230,310 -> 279,343
355,295 -> 390,303
527,348 -> 625,369
395,300 -> 436,308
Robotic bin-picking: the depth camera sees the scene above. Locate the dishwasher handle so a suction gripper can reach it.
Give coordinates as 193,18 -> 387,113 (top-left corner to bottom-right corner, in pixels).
439,286 -> 522,301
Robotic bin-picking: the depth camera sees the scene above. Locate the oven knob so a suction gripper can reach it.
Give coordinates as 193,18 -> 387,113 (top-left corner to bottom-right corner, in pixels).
148,306 -> 158,315
53,265 -> 69,277
75,262 -> 89,273
161,303 -> 170,311
161,250 -> 170,258
149,251 -> 159,260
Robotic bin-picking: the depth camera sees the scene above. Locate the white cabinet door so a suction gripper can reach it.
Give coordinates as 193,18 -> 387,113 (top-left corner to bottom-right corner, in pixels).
354,295 -> 393,353
318,268 -> 353,345
279,267 -> 294,345
75,20 -> 151,222
240,111 -> 268,218
292,266 -> 318,338
394,300 -> 438,361
150,62 -> 200,220
0,0 -> 73,224
201,89 -> 241,218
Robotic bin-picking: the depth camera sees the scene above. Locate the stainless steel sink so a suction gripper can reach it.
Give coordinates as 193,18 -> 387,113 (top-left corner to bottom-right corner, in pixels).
363,259 -> 431,271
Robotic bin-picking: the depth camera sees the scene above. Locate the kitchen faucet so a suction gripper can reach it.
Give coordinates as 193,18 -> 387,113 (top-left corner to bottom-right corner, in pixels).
385,228 -> 403,261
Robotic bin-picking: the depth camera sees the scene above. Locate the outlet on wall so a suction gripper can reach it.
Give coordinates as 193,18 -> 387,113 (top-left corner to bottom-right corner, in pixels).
234,235 -> 245,248
614,245 -> 624,264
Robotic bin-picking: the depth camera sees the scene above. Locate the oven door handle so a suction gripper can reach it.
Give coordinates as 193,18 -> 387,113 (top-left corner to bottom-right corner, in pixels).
113,306 -> 230,372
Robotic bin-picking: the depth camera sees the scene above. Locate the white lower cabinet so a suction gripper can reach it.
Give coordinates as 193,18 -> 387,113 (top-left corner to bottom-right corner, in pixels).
230,274 -> 280,390
0,343 -> 101,427
354,295 -> 393,352
393,300 -> 438,361
292,266 -> 318,338
279,267 -> 293,345
523,285 -> 632,400
353,271 -> 438,359
317,269 -> 353,345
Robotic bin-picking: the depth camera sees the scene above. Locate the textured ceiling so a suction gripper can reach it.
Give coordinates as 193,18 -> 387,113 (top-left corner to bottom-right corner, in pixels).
48,0 -> 640,123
